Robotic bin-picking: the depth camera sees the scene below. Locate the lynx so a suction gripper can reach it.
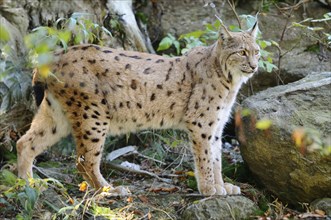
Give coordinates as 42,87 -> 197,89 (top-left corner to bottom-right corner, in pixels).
17,22 -> 259,195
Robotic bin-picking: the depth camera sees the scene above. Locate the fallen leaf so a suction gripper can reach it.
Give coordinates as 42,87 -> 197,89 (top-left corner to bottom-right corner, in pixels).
138,195 -> 149,203
148,211 -> 152,219
186,171 -> 195,177
127,196 -> 134,203
292,128 -> 305,147
132,210 -> 143,216
108,199 -> 117,205
314,209 -> 325,216
79,181 -> 88,192
149,187 -> 179,193
102,186 -> 112,193
68,197 -> 74,205
174,170 -> 185,175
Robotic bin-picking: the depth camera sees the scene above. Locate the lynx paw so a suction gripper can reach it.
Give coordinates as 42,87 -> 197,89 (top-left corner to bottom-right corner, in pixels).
223,183 -> 241,195
215,183 -> 241,195
200,184 -> 217,195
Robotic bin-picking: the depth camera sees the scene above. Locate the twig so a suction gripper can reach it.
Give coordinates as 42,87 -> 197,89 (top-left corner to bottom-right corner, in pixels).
132,151 -> 166,165
105,162 -> 172,183
227,0 -> 241,29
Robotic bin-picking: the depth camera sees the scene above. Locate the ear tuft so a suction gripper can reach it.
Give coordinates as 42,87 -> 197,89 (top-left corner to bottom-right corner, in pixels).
249,21 -> 259,39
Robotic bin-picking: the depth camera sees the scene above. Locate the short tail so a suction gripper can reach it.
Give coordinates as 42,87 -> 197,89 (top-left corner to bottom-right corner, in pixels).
32,68 -> 46,107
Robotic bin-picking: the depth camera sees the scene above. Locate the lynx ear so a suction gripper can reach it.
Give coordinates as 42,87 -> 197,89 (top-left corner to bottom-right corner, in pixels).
215,14 -> 232,40
248,21 -> 259,39
219,23 -> 232,40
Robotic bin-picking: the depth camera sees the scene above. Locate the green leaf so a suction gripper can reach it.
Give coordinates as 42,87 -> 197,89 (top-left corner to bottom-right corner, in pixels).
179,30 -> 205,40
0,169 -> 17,185
229,25 -> 241,32
157,37 -> 173,51
68,17 -> 77,31
173,41 -> 180,55
34,42 -> 50,54
307,26 -> 324,31
58,30 -> 71,44
265,61 -> 278,72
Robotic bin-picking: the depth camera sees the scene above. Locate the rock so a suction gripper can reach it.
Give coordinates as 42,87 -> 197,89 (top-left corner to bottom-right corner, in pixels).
182,196 -> 257,220
237,72 -> 331,205
310,198 -> 331,216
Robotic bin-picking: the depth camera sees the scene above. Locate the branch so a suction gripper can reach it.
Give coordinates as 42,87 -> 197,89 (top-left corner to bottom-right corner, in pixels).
227,0 -> 241,29
105,162 -> 173,183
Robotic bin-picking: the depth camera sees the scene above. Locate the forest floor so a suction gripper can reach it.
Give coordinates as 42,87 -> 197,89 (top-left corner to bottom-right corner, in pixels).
0,134 -> 328,219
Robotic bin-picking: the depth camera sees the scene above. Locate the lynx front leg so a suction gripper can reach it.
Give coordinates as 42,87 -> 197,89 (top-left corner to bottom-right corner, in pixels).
187,126 -> 218,195
212,136 -> 241,195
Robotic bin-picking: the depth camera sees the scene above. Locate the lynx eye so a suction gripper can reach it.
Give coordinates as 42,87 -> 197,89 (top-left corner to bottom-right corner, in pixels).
238,50 -> 246,56
254,50 -> 260,56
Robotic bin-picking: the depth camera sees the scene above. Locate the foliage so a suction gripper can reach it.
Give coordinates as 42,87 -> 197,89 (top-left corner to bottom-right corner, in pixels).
0,62 -> 31,114
0,169 -> 66,219
0,24 -> 31,114
157,15 -> 278,73
0,13 -> 112,113
290,12 -> 331,47
24,12 -> 112,78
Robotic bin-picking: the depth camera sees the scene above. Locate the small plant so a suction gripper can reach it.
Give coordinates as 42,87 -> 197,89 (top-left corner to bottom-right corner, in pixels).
24,12 -> 112,78
290,12 -> 331,47
0,13 -> 112,113
0,170 -> 48,219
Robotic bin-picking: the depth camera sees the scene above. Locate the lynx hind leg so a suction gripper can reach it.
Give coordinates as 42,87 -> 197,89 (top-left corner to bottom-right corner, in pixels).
73,127 -> 108,189
212,141 -> 241,195
16,93 -> 71,179
70,108 -> 128,195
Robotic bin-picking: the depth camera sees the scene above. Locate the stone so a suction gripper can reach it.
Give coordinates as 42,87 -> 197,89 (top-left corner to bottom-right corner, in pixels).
237,72 -> 331,205
181,196 -> 257,220
310,198 -> 331,216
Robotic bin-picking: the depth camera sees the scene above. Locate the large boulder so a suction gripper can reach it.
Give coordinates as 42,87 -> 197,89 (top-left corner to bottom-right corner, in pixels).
237,72 -> 331,205
182,196 -> 257,220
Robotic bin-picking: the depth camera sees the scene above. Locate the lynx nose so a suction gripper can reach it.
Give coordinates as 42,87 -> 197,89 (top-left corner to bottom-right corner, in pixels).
249,63 -> 257,70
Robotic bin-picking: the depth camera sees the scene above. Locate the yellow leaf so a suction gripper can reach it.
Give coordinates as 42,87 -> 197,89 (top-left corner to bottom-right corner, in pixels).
0,24 -> 10,42
292,128 -> 305,147
68,197 -> 74,205
79,181 -> 88,192
102,185 -> 112,193
38,65 -> 51,78
127,196 -> 133,203
256,119 -> 272,130
322,145 -> 331,156
241,108 -> 251,117
186,171 -> 195,177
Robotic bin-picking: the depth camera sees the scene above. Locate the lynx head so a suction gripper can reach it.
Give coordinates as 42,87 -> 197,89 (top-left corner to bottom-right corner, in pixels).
217,22 -> 260,82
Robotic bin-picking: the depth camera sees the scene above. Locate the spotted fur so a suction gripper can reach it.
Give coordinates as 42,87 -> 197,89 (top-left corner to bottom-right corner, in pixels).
17,23 -> 260,195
